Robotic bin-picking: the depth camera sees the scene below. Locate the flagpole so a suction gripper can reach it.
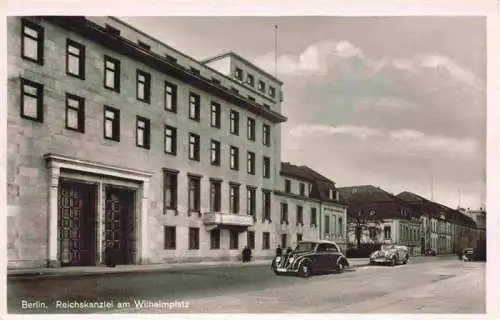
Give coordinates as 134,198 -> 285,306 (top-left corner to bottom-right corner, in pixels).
274,24 -> 278,77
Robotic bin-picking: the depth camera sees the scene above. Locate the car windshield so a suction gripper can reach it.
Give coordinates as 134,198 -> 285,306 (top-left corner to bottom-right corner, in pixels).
294,242 -> 316,252
381,245 -> 395,251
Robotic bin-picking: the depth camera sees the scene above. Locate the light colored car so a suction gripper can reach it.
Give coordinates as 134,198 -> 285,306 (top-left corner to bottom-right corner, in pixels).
369,244 -> 409,266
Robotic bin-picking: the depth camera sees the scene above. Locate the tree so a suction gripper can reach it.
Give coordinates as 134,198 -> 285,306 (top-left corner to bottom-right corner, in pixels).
347,213 -> 382,249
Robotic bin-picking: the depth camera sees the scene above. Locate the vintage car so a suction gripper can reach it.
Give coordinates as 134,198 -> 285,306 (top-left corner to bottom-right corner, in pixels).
272,240 -> 350,278
424,248 -> 437,256
463,248 -> 475,261
369,244 -> 409,266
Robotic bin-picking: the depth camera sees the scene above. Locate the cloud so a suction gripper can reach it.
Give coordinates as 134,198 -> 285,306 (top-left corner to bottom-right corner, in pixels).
289,124 -> 381,140
288,124 -> 479,158
254,40 -> 481,88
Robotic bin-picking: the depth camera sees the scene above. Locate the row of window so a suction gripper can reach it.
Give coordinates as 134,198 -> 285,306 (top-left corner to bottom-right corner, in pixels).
163,170 -> 273,218
400,225 -> 421,242
284,179 -> 309,196
20,80 -> 272,174
234,67 -> 277,100
21,19 -> 276,125
164,227 -> 271,251
280,203 -> 318,227
323,214 -> 344,235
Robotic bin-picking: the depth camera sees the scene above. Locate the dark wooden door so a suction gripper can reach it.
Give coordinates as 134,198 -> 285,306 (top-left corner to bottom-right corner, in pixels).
104,186 -> 136,265
59,181 -> 97,266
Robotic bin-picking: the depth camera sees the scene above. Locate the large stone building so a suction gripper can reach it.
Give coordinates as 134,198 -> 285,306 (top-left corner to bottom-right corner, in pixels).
7,16 -> 287,268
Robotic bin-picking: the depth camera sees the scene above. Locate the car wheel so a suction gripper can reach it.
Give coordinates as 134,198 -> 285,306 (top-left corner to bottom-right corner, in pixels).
273,267 -> 282,276
337,260 -> 347,272
370,261 -> 375,265
403,255 -> 409,264
298,262 -> 312,278
391,257 -> 397,266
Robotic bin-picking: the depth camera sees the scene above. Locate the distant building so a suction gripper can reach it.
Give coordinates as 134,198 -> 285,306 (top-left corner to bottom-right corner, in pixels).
339,186 -> 422,256
276,163 -> 347,251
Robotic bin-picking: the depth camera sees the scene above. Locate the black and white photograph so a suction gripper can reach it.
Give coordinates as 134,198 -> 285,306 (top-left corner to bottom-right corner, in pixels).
2,1 -> 494,318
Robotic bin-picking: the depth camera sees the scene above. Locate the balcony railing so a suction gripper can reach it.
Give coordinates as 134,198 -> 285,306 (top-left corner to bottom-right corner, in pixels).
202,212 -> 254,227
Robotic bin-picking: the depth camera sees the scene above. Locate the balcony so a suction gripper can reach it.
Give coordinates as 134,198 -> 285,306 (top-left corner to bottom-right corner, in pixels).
203,212 -> 254,231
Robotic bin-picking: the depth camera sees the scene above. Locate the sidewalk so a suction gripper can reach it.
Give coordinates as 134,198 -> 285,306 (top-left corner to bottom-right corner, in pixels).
7,258 -> 370,280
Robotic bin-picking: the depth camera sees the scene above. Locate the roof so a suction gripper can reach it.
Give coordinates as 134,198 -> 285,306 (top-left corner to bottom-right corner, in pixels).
202,51 -> 284,85
338,186 -> 419,220
280,162 -> 334,184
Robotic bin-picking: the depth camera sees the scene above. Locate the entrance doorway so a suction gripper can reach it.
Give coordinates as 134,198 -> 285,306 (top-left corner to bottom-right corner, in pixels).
104,186 -> 137,265
59,180 -> 97,266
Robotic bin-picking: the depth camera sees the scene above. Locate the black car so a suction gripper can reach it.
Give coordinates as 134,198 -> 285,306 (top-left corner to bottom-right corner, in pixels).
463,248 -> 475,261
271,240 -> 350,278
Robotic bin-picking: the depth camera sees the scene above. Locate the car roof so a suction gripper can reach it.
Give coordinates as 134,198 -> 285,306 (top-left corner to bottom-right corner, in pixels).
299,240 -> 339,245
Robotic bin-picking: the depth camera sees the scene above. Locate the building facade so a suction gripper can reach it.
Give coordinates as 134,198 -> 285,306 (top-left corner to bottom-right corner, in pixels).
7,16 -> 288,268
274,162 -> 347,251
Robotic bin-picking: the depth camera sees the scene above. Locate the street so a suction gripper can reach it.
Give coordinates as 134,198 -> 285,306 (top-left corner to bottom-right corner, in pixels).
7,257 -> 484,314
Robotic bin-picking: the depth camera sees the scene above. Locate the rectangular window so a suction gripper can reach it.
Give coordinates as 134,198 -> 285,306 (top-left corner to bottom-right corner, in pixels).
247,152 -> 255,175
234,68 -> 243,81
285,179 -> 291,193
248,96 -> 256,102
229,183 -> 240,214
164,226 -> 176,249
263,103 -> 271,109
210,180 -> 221,212
311,208 -> 317,226
247,117 -> 256,141
230,230 -> 239,250
136,116 -> 150,149
263,190 -> 271,221
263,124 -> 271,146
247,186 -> 256,216
247,231 -> 255,250
188,176 -> 201,213
21,19 -> 44,64
189,93 -> 200,121
297,233 -> 303,242
20,78 -> 43,122
166,54 -> 177,63
210,101 -> 221,128
324,215 -> 330,234
136,69 -> 151,103
339,217 -> 343,236
164,81 -> 177,112
210,229 -> 220,250
384,226 -> 392,240
258,80 -> 266,93
163,170 -> 178,211
299,183 -> 305,196
138,40 -> 151,50
189,133 -> 200,161
269,86 -> 276,98
263,157 -> 271,179
263,232 -> 270,250
188,227 -> 200,250
190,67 -> 201,75
104,56 -> 120,92
230,110 -> 239,135
210,140 -> 221,166
66,39 -> 85,79
103,106 -> 120,141
164,125 -> 177,155
297,205 -> 303,225
280,203 -> 288,224
230,146 -> 239,170
246,74 -> 255,86
281,234 -> 287,248
65,93 -> 85,132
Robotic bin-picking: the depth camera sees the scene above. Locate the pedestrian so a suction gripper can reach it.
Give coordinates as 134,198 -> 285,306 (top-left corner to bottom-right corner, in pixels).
104,241 -> 116,268
242,246 -> 251,263
286,246 -> 293,255
275,245 -> 282,257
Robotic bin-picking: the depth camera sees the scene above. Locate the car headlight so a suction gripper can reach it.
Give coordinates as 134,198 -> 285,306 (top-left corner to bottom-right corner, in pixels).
289,256 -> 295,263
275,256 -> 282,263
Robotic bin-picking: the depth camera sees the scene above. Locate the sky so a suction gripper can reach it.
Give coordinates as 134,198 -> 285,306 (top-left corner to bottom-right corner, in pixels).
120,16 -> 486,210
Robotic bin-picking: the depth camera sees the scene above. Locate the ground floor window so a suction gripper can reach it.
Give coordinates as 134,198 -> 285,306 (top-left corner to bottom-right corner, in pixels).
164,226 -> 176,249
189,227 -> 199,250
230,230 -> 239,249
247,231 -> 255,249
297,233 -> 302,242
262,232 -> 270,250
210,228 -> 220,250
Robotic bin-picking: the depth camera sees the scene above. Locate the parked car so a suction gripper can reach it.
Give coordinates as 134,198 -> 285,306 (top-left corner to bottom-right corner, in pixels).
424,248 -> 437,256
272,240 -> 350,278
369,244 -> 409,266
463,248 -> 475,261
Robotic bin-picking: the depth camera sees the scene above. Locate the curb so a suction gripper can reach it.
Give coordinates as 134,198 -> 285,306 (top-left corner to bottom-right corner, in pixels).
8,260 -> 371,281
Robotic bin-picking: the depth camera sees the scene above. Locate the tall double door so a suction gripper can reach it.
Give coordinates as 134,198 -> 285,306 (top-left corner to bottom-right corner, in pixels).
58,180 -> 137,266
